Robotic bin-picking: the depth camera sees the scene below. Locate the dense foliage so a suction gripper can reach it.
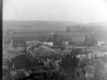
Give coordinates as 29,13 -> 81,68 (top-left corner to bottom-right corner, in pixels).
3,43 -> 106,80
59,50 -> 105,80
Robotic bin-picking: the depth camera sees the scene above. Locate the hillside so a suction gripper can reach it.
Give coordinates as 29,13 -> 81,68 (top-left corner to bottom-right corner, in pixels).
3,20 -> 83,32
3,20 -> 107,42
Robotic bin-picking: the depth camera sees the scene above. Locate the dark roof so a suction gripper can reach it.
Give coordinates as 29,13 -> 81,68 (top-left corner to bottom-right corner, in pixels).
11,54 -> 31,70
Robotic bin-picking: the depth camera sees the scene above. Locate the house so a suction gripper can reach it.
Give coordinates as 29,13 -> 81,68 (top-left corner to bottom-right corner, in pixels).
97,41 -> 105,46
43,42 -> 53,47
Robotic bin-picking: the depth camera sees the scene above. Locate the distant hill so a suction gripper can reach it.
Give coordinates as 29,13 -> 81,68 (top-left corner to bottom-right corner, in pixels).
3,20 -> 83,32
86,22 -> 107,41
3,20 -> 107,42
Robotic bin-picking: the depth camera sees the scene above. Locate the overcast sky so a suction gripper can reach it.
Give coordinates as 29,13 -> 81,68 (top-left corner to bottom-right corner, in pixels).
3,0 -> 107,23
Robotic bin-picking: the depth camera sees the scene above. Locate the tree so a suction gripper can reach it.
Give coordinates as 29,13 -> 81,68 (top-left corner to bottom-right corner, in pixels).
94,59 -> 105,80
66,27 -> 71,33
60,52 -> 80,80
84,35 -> 97,46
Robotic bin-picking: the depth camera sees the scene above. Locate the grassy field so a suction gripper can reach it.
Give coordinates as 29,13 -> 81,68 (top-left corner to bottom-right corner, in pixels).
3,20 -> 107,42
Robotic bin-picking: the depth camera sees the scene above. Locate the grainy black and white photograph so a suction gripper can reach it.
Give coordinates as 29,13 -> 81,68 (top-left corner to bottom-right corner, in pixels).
2,0 -> 107,80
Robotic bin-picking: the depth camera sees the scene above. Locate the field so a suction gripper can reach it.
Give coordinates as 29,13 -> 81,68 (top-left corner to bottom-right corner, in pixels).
3,20 -> 107,42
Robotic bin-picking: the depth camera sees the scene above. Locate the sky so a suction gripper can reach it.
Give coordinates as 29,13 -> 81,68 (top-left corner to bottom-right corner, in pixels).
3,0 -> 107,23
